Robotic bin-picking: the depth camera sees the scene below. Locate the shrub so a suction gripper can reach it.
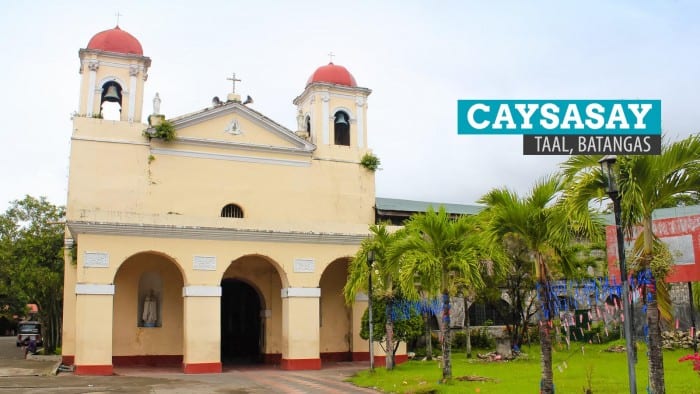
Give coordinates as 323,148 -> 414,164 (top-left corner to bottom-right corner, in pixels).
144,120 -> 176,142
360,152 -> 380,171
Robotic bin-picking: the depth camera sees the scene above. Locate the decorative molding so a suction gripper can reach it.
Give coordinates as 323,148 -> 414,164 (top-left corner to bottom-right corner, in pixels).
64,238 -> 75,248
281,287 -> 321,298
355,293 -> 369,302
67,221 -> 368,245
292,84 -> 372,106
173,136 -> 312,156
293,258 -> 315,273
182,285 -> 222,297
193,255 -> 217,271
88,60 -> 100,72
83,252 -> 109,268
150,147 -> 311,167
97,76 -> 127,90
224,118 -> 242,135
129,65 -> 139,77
71,136 -> 150,147
75,283 -> 115,295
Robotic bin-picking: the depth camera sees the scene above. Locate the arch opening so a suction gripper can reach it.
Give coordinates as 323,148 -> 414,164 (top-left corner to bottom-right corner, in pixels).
220,279 -> 262,364
333,111 -> 350,146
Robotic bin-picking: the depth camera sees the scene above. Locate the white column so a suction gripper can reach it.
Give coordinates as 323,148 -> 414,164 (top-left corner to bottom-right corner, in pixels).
280,287 -> 321,369
356,97 -> 365,148
128,66 -> 138,122
321,93 -> 330,145
182,285 -> 222,373
86,61 -> 98,117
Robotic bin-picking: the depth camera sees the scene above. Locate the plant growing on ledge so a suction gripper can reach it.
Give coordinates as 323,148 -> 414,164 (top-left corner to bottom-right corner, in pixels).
360,152 -> 381,172
144,120 -> 176,142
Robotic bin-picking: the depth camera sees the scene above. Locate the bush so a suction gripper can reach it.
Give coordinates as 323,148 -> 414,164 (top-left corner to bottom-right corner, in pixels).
144,120 -> 176,142
469,327 -> 496,349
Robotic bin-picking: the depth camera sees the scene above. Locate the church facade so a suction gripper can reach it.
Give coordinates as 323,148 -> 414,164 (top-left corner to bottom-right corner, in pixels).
61,26 -> 392,375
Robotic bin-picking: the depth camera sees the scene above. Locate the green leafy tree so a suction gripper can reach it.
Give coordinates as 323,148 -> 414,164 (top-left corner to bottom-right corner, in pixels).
0,196 -> 64,353
561,134 -> 700,393
391,208 -> 487,381
479,176 -> 603,394
359,297 -> 424,359
344,224 -> 405,370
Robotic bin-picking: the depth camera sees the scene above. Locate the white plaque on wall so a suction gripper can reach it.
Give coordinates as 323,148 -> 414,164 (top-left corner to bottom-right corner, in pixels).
193,255 -> 217,271
293,258 -> 315,273
84,252 -> 109,268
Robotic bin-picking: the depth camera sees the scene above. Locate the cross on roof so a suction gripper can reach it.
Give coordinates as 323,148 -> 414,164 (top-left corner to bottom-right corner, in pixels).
227,73 -> 241,94
328,52 -> 335,63
115,11 -> 122,26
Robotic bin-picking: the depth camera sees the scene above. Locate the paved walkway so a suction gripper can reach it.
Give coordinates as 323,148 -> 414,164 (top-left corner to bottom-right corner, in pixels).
0,337 -> 377,393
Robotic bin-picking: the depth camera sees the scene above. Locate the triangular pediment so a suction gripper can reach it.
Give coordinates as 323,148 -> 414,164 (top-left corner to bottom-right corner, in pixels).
153,102 -> 315,154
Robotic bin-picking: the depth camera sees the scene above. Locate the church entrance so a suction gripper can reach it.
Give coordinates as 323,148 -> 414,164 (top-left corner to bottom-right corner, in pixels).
220,279 -> 262,364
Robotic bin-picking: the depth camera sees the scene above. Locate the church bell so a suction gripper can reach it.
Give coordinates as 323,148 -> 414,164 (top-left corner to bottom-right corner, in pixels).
102,85 -> 122,103
334,112 -> 349,126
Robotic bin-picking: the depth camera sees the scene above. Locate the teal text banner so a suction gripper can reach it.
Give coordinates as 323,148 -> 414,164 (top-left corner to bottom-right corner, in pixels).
457,100 -> 661,135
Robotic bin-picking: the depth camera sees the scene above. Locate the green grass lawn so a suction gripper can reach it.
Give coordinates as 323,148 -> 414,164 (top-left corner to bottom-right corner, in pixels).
350,342 -> 700,393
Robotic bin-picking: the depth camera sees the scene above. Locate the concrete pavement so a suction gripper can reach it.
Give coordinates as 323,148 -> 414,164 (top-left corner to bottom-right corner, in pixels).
0,337 -> 377,393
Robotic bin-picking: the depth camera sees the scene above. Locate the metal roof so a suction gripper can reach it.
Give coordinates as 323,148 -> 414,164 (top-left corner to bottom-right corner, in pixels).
375,197 -> 484,215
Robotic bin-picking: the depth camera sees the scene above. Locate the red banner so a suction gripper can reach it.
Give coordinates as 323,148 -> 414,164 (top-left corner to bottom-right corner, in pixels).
606,214 -> 700,283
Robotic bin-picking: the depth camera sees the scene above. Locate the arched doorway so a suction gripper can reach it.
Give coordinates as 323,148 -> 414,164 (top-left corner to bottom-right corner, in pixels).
220,279 -> 262,364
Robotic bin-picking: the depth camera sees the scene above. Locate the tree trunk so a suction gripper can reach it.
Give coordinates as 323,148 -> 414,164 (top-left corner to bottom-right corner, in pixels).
441,291 -> 452,381
465,300 -> 472,358
425,310 -> 433,361
647,293 -> 666,393
643,216 -> 665,393
537,277 -> 554,394
385,300 -> 395,370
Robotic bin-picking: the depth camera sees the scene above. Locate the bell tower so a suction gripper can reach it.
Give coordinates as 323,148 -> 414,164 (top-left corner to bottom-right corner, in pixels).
293,61 -> 372,159
77,26 -> 151,122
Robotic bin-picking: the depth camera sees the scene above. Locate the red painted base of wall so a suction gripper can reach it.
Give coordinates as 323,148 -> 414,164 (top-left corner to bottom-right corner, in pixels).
320,351 -> 351,362
263,353 -> 282,364
183,362 -> 222,374
352,351 -> 369,361
280,358 -> 321,370
113,355 -> 182,366
75,364 -> 113,375
62,355 -> 75,365
350,352 -> 408,366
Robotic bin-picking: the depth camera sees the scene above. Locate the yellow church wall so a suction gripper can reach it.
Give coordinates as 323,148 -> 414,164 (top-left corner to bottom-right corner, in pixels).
282,297 -> 319,359
60,242 -> 77,364
182,295 -> 220,369
67,120 -> 375,231
74,293 -> 113,368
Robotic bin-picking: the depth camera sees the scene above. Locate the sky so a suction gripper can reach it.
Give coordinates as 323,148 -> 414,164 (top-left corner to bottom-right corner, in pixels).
1,1 -> 698,211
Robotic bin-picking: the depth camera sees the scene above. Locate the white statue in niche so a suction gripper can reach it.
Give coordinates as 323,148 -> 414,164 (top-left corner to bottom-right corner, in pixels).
153,93 -> 161,115
142,290 -> 158,327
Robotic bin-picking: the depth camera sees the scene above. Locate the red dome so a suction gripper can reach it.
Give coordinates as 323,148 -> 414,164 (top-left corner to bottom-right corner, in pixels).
87,26 -> 143,55
307,63 -> 357,87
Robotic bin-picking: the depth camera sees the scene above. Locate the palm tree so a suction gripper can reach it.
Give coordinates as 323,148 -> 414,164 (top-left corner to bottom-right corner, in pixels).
479,175 -> 603,394
391,207 -> 487,381
344,223 -> 404,370
561,134 -> 700,393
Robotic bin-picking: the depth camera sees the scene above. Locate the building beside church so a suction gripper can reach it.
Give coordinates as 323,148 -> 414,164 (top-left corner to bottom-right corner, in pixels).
61,25 -> 388,375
